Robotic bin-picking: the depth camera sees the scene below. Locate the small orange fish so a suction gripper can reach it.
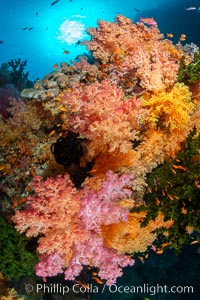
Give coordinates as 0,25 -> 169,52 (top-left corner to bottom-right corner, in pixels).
92,277 -> 104,284
140,17 -> 157,25
31,166 -> 36,177
156,198 -> 160,205
26,185 -> 32,193
168,194 -> 174,201
170,167 -> 176,174
161,242 -> 171,247
63,50 -> 69,55
156,250 -> 163,255
53,63 -> 59,69
60,107 -> 67,112
113,49 -> 123,56
89,169 -> 97,174
0,165 -> 6,171
13,198 -> 18,207
49,130 -> 56,136
166,180 -> 173,187
101,72 -> 108,79
75,281 -> 90,289
167,33 -> 174,38
180,34 -> 186,41
181,207 -> 187,214
190,240 -> 198,245
126,81 -> 133,87
193,98 -> 198,104
9,157 -> 17,164
138,256 -> 145,263
144,33 -> 151,39
172,164 -> 187,171
92,272 -> 98,276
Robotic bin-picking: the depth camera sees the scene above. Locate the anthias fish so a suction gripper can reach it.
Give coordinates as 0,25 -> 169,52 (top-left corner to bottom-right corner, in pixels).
140,17 -> 157,25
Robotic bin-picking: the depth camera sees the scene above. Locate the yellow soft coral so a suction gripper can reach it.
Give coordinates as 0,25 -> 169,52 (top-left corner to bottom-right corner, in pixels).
0,273 -> 24,300
102,211 -> 173,254
141,83 -> 194,131
0,289 -> 24,300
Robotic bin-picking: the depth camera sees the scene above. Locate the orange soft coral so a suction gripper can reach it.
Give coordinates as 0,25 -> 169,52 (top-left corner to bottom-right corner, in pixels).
102,211 -> 173,254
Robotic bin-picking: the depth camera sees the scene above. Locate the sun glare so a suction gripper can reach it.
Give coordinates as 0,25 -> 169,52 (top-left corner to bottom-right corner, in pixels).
58,19 -> 86,44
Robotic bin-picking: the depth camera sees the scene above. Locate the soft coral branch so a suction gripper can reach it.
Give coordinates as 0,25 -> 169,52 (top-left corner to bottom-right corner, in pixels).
64,234 -> 134,285
79,171 -> 134,232
63,79 -> 140,159
84,15 -> 181,93
13,171 -> 135,284
12,174 -> 85,256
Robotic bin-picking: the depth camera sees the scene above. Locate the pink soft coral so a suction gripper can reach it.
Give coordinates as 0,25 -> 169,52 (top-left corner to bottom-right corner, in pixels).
79,171 -> 134,232
64,234 -> 135,285
12,174 -> 85,256
63,79 -> 140,159
13,170 -> 135,285
35,253 -> 66,278
84,15 -> 180,93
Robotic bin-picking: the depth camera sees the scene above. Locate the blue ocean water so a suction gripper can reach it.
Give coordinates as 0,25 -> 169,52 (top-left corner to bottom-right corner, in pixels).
0,0 -> 200,80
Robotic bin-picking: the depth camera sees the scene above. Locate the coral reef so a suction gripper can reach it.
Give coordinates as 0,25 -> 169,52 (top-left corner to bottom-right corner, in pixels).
84,15 -> 181,93
1,15 -> 200,288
